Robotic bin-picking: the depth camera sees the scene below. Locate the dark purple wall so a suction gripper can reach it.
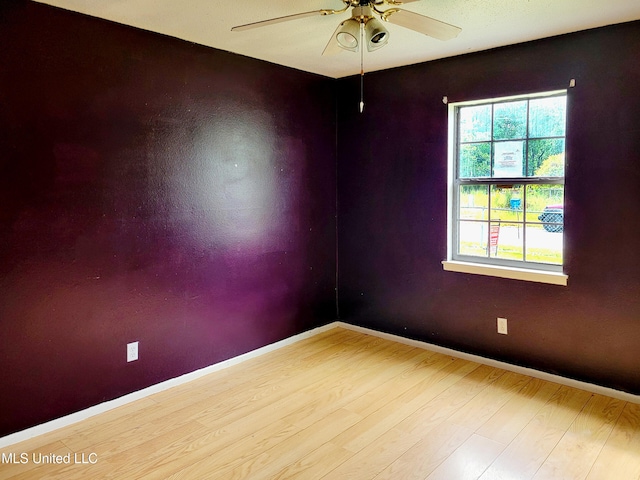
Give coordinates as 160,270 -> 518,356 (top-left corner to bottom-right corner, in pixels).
337,22 -> 640,394
0,2 -> 336,436
2,1 -> 639,440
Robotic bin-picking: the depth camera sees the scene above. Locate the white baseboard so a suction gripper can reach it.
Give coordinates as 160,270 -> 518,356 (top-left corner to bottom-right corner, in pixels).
2,320 -> 637,449
335,321 -> 640,404
0,322 -> 336,449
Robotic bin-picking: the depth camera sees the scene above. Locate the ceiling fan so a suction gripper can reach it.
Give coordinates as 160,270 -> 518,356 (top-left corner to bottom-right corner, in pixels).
232,1 -> 461,112
231,0 -> 461,55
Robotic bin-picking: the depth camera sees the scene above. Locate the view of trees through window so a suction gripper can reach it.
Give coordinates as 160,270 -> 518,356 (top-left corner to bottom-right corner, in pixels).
453,93 -> 566,268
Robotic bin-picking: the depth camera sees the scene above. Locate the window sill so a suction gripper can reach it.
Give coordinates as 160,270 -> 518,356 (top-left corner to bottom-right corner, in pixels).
442,260 -> 568,286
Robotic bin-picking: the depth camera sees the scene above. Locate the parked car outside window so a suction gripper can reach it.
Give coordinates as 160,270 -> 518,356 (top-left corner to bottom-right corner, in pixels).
538,204 -> 563,232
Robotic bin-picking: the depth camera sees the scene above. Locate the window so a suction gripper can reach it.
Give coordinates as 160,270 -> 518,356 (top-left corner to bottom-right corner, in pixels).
443,91 -> 568,285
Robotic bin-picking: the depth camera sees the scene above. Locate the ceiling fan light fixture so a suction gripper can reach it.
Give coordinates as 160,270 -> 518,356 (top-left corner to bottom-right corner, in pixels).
336,18 -> 360,51
364,17 -> 389,51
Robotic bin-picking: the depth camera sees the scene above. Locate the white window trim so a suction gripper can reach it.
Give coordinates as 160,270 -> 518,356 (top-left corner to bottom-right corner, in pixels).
442,260 -> 568,286
443,91 -> 569,286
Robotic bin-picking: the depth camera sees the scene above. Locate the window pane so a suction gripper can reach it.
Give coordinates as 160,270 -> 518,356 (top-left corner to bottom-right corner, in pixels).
458,220 -> 488,257
493,101 -> 527,140
525,184 -> 564,227
490,184 -> 523,222
491,222 -> 523,261
527,139 -> 565,176
459,143 -> 491,178
529,96 -> 566,138
459,185 -> 488,220
493,141 -> 525,177
525,224 -> 563,265
459,104 -> 492,142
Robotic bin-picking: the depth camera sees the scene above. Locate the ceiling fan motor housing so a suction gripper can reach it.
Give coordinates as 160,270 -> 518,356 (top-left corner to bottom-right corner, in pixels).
347,0 -> 388,5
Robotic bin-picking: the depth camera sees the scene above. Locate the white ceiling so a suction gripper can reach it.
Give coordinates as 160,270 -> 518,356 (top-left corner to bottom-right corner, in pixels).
33,0 -> 640,78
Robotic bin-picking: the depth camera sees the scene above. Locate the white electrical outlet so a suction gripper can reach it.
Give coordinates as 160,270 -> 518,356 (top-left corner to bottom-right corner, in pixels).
497,318 -> 508,335
127,342 -> 139,362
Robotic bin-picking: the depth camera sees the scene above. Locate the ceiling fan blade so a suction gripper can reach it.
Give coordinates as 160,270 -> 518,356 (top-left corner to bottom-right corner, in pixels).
231,10 -> 328,32
322,24 -> 343,56
384,9 -> 461,41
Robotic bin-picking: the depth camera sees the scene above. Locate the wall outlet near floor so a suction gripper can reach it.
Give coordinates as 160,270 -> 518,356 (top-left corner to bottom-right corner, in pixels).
127,341 -> 139,362
497,317 -> 508,335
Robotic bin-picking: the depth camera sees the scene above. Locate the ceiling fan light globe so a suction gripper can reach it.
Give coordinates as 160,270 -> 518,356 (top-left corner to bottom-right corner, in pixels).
365,18 -> 389,51
337,32 -> 358,49
371,32 -> 387,44
336,19 -> 360,52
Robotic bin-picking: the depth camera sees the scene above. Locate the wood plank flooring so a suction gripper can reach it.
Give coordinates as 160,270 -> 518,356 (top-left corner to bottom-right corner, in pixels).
2,327 -> 640,479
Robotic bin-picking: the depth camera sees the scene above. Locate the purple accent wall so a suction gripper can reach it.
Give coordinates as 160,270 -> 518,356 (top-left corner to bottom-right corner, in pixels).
337,22 -> 640,394
0,2 -> 336,436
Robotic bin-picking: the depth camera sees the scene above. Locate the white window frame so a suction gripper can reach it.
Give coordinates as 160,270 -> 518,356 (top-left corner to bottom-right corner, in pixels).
442,90 -> 568,286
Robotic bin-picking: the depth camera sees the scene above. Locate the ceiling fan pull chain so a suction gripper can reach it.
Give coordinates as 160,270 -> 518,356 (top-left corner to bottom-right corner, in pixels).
359,20 -> 365,113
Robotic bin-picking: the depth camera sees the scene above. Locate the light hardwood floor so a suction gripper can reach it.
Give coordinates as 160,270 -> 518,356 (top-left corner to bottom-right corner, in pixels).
2,327 -> 640,479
